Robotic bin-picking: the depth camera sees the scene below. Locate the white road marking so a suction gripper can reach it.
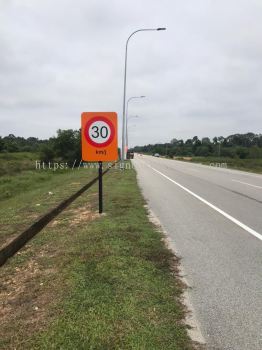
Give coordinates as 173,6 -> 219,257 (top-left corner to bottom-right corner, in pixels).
142,161 -> 262,242
232,179 -> 262,189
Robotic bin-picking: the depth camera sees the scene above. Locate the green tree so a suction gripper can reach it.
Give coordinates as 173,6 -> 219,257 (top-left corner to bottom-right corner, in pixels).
54,129 -> 81,165
248,146 -> 262,159
202,137 -> 211,145
0,137 -> 4,152
40,145 -> 55,163
236,147 -> 249,159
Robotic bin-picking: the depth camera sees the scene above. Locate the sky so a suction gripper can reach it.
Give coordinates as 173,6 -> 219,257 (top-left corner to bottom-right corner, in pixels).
0,0 -> 262,147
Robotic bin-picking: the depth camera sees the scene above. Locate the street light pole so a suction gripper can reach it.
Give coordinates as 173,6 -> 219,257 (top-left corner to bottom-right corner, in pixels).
125,96 -> 145,154
126,115 -> 139,151
121,27 -> 166,161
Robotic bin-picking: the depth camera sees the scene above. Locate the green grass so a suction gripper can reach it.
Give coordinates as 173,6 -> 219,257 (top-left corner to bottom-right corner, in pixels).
0,164 -> 193,350
0,166 -> 98,247
0,152 -> 79,200
0,151 -> 42,200
176,156 -> 262,174
0,169 -> 69,201
0,152 -> 39,176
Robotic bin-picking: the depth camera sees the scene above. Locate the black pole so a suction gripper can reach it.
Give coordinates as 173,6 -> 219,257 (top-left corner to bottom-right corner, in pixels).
98,161 -> 103,213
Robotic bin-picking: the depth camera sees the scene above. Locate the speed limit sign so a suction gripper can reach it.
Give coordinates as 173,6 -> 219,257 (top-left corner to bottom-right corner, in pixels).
81,112 -> 118,161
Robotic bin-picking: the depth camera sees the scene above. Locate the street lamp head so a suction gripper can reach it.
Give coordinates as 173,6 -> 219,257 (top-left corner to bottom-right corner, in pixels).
157,27 -> 166,31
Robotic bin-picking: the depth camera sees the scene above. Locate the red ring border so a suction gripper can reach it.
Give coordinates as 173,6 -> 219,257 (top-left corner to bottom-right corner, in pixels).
84,116 -> 115,148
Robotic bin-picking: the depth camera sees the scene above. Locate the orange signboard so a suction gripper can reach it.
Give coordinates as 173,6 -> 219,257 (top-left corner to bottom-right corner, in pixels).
81,112 -> 118,162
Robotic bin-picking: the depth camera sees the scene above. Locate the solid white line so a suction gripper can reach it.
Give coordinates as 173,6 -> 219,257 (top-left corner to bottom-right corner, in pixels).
143,162 -> 262,242
232,179 -> 262,189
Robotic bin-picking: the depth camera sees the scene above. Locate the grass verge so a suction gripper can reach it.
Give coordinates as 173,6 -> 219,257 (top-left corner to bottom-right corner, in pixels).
175,156 -> 262,174
0,164 -> 101,247
0,164 -> 194,349
0,152 -> 38,177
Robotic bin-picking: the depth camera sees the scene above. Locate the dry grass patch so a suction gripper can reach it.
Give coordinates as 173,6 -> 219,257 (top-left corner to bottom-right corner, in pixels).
0,256 -> 57,347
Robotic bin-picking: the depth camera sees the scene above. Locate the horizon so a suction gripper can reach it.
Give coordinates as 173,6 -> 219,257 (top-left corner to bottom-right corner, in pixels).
1,130 -> 261,147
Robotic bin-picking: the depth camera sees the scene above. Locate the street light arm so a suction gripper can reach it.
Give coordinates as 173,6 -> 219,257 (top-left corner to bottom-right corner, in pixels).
125,96 -> 145,152
126,115 -> 140,151
126,28 -> 164,47
127,115 -> 139,121
127,96 -> 146,104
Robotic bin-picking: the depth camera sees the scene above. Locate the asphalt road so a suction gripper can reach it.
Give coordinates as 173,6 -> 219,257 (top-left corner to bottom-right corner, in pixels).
132,155 -> 262,350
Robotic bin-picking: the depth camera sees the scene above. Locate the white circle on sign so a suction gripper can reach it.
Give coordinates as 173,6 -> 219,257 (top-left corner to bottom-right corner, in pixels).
88,120 -> 111,144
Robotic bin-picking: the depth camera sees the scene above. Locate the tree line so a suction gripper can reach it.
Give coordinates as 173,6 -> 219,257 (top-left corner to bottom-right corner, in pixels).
0,130 -> 81,165
1,131 -> 262,162
131,133 -> 262,159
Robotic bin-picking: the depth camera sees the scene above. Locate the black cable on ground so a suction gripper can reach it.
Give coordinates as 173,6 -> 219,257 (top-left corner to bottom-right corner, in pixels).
0,165 -> 112,267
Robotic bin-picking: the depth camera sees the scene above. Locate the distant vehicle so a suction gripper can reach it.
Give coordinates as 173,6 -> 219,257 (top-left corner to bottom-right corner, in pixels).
154,153 -> 160,157
127,151 -> 134,159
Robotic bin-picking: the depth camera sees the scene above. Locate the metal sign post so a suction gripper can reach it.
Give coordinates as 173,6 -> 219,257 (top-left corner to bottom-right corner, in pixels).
98,161 -> 103,213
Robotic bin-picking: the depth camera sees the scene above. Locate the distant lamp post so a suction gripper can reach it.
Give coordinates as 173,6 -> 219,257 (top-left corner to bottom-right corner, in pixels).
121,27 -> 166,161
125,96 -> 145,155
126,115 -> 139,151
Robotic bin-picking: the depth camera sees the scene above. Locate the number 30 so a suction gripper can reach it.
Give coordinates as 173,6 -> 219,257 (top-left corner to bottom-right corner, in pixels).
91,125 -> 109,139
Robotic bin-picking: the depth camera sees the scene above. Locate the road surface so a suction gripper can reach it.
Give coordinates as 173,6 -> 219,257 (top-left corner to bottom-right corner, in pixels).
133,155 -> 262,350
